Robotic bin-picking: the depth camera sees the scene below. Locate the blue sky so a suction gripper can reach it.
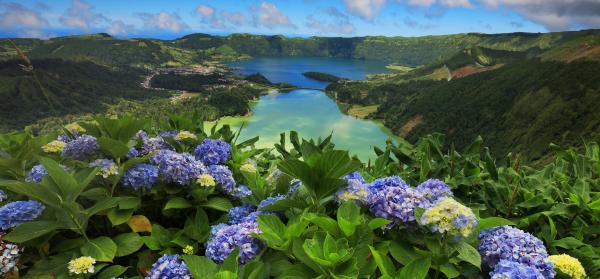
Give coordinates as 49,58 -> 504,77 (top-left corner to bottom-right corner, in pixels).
1,0 -> 598,39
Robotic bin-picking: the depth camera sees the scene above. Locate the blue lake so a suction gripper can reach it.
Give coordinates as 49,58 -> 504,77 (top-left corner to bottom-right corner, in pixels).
216,57 -> 395,160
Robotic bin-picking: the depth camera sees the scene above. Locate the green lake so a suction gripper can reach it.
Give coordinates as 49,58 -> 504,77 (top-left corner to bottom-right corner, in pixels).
208,57 -> 396,160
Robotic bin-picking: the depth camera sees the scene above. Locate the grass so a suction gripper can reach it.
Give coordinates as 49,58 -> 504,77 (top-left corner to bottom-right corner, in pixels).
385,64 -> 415,72
347,105 -> 379,118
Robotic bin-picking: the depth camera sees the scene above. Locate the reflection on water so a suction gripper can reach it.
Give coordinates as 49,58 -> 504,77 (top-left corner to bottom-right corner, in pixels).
215,57 -> 395,160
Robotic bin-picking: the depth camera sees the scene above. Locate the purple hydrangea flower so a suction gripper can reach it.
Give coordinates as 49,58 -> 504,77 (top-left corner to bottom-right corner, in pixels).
257,195 -> 285,210
126,147 -> 140,158
141,137 -> 174,156
159,131 -> 178,138
367,176 -> 410,194
145,254 -> 191,279
205,165 -> 236,193
62,135 -> 100,160
478,226 -> 555,278
368,187 -> 431,228
228,204 -> 255,225
150,150 -> 205,186
0,200 -> 45,230
122,164 -> 159,191
25,164 -> 48,183
287,179 -> 302,196
415,179 -> 453,202
1,233 -> 23,276
343,171 -> 366,183
490,260 -> 545,279
205,221 -> 263,264
195,139 -> 231,165
335,179 -> 369,204
240,211 -> 274,223
231,185 -> 252,200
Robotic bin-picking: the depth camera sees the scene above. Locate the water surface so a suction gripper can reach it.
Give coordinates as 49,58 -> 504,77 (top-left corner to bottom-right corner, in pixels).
215,57 -> 394,160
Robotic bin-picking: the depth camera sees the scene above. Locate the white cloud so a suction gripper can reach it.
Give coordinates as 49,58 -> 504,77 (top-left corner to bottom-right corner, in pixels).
478,0 -> 600,31
138,12 -> 188,32
221,11 -> 247,26
343,0 -> 387,20
407,0 -> 472,8
252,2 -> 295,29
306,15 -> 356,34
196,5 -> 215,18
59,0 -> 108,31
106,20 -> 135,36
0,2 -> 49,28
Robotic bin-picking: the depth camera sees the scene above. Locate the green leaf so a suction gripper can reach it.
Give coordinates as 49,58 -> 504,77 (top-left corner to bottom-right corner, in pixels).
257,214 -> 285,243
164,197 -> 192,210
80,236 -> 117,262
0,180 -> 61,208
96,265 -> 128,279
221,248 -> 240,274
118,196 -> 141,210
368,218 -> 392,230
202,197 -> 233,212
39,157 -> 80,201
182,255 -> 218,279
368,245 -> 395,276
113,233 -> 144,257
337,201 -> 361,237
107,208 -> 134,226
97,136 -> 131,159
454,242 -> 481,269
477,217 -> 515,231
183,208 -> 210,242
4,221 -> 60,243
85,197 -> 121,217
440,264 -> 460,278
304,213 -> 341,237
399,257 -> 431,279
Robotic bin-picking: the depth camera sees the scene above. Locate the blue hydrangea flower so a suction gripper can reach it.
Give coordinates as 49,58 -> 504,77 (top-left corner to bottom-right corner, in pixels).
25,164 -> 71,183
89,159 -> 119,178
367,176 -> 410,194
0,190 -> 6,202
126,147 -> 140,158
1,233 -> 23,276
420,198 -> 477,239
257,195 -> 285,210
0,200 -> 45,230
228,204 -> 255,225
141,137 -> 174,156
287,179 -> 302,196
122,164 -> 159,191
208,223 -> 228,242
478,226 -> 555,278
231,185 -> 252,199
335,179 -> 369,204
343,171 -> 366,183
195,139 -> 231,165
241,211 -> 274,223
25,164 -> 48,183
150,150 -> 205,186
159,131 -> 178,138
145,254 -> 191,279
490,260 -> 545,279
62,135 -> 100,160
266,168 -> 284,185
415,179 -> 453,202
205,221 -> 263,264
205,165 -> 236,193
368,187 -> 431,228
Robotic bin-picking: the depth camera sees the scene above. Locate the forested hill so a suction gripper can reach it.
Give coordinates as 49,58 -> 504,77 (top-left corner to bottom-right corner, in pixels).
328,59 -> 600,161
0,59 -> 159,131
3,29 -> 599,68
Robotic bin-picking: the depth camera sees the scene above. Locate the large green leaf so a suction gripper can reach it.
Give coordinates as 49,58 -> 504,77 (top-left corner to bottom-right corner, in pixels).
201,197 -> 233,212
398,256 -> 431,279
454,242 -> 481,269
4,221 -> 60,243
39,157 -> 80,201
182,255 -> 218,278
80,236 -> 117,262
337,201 -> 361,237
113,233 -> 144,257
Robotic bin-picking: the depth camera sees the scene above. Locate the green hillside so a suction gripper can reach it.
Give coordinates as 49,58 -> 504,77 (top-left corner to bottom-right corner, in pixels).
0,59 -> 163,131
328,59 -> 600,161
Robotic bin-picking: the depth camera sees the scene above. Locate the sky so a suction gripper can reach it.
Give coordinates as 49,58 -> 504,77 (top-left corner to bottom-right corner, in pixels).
0,0 -> 599,39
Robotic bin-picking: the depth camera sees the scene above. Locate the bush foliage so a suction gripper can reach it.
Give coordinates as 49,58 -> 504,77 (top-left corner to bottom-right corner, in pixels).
0,115 -> 597,278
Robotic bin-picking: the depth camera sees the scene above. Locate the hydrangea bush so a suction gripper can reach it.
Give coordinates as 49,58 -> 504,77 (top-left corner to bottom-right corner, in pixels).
0,116 -> 596,278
